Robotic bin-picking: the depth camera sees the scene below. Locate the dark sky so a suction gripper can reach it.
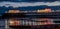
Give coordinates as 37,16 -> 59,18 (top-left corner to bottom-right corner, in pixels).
0,0 -> 59,2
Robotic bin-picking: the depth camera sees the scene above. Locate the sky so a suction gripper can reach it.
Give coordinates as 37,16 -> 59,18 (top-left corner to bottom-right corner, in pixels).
0,0 -> 60,10
0,1 -> 60,8
0,0 -> 58,2
0,0 -> 60,7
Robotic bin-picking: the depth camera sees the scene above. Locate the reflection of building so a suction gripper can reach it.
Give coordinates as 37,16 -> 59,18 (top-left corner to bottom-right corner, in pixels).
8,18 -> 20,26
37,18 -> 54,25
8,18 -> 54,27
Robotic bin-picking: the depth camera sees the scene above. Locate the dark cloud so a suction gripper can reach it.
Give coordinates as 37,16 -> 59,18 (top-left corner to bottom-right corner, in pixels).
0,0 -> 59,2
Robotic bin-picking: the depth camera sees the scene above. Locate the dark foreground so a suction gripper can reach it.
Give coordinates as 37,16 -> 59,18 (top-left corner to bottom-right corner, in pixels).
9,24 -> 60,29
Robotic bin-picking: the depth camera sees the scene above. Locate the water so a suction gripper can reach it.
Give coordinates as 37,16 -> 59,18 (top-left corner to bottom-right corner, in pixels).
0,19 -> 5,29
0,19 -> 60,29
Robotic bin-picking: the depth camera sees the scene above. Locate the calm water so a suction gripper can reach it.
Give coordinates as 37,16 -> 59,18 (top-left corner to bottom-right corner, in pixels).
0,19 -> 5,29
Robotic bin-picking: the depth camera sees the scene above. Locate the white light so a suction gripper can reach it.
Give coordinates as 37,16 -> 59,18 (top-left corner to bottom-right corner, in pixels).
9,21 -> 14,24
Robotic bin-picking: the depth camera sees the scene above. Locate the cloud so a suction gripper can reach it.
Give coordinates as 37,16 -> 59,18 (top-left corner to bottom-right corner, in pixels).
0,1 -> 60,8
0,0 -> 58,2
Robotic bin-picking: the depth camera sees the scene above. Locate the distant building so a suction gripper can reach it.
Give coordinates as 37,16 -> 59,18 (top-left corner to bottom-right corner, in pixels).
7,10 -> 20,13
44,8 -> 52,12
37,8 -> 52,13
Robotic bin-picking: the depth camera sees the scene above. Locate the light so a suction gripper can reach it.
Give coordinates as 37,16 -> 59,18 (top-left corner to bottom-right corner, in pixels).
9,20 -> 20,26
37,8 -> 52,13
9,21 -> 15,26
9,21 -> 14,24
8,10 -> 20,13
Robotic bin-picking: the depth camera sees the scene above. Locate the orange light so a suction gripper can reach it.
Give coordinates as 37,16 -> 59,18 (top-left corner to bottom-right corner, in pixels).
44,8 -> 52,12
8,10 -> 20,13
37,18 -> 54,25
37,8 -> 52,13
9,20 -> 20,26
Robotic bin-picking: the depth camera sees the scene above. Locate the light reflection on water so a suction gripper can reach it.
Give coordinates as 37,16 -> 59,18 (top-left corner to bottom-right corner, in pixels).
8,18 -> 60,26
0,18 -> 60,29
